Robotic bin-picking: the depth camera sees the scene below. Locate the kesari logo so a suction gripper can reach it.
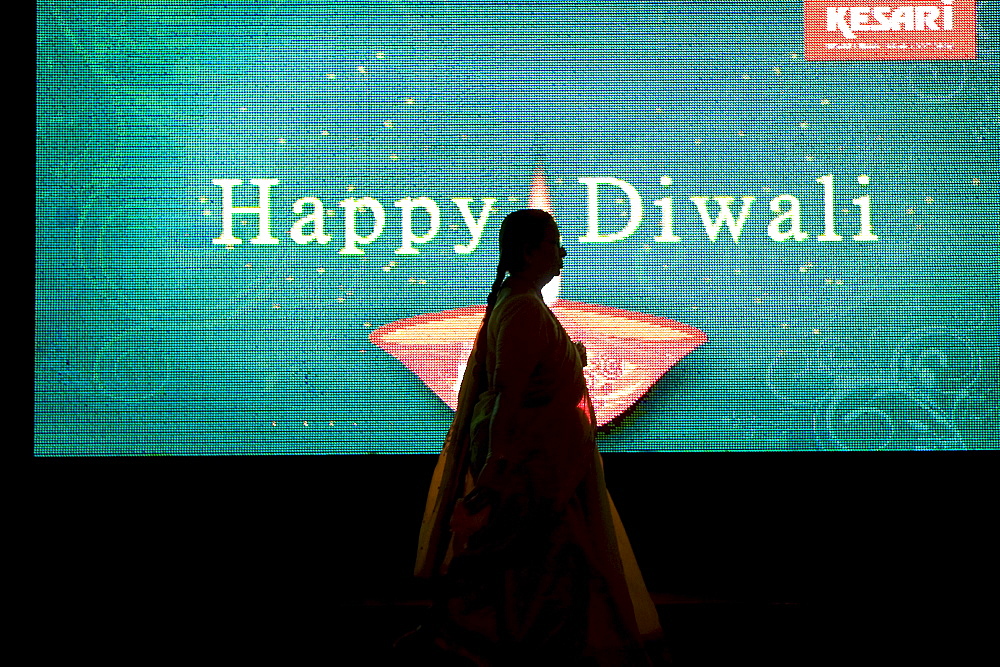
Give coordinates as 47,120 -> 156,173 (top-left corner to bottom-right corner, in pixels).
804,0 -> 976,60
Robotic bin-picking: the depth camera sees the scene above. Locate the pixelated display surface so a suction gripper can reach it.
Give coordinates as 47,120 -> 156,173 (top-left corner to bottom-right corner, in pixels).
36,1 -> 997,454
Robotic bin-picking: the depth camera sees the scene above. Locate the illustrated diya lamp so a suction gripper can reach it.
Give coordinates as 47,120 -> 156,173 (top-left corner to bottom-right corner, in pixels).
370,165 -> 707,427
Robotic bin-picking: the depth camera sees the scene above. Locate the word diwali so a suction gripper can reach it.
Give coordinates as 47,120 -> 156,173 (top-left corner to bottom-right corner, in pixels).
210,175 -> 877,254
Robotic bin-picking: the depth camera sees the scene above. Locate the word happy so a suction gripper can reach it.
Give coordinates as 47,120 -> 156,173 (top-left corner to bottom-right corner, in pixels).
210,175 -> 877,254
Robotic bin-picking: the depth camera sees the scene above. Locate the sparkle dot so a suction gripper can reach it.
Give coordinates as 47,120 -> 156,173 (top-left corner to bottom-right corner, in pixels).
202,209 -> 211,216
317,267 -> 325,273
383,120 -> 394,128
375,52 -> 385,59
812,329 -> 821,335
337,297 -> 345,303
320,130 -> 330,136
773,66 -> 782,74
835,280 -> 844,285
357,65 -> 367,74
858,175 -> 869,185
404,97 -> 415,104
245,263 -> 252,268
329,421 -> 335,426
303,421 -> 309,426
326,73 -> 336,79
780,322 -> 789,328
737,130 -> 746,137
273,303 -> 281,308
754,298 -> 764,304
555,178 -> 564,184
408,277 -> 416,283
821,98 -> 830,105
742,74 -> 751,81
762,186 -> 771,193
734,269 -> 742,275
346,291 -> 354,296
449,224 -> 459,230
654,107 -> 663,113
642,244 -> 651,251
972,178 -> 980,185
906,208 -> 915,214
924,196 -> 934,204
799,122 -> 809,129
825,278 -> 834,285
199,197 -> 208,203
389,261 -> 397,267
389,154 -> 399,161
286,276 -> 294,281
279,138 -> 287,144
225,244 -> 235,250
417,279 -> 427,285
701,276 -> 712,282
239,107 -> 247,112
799,265 -> 810,273
788,52 -> 798,58
383,266 -> 392,272
272,421 -> 277,427
694,138 -> 702,145
346,185 -> 356,192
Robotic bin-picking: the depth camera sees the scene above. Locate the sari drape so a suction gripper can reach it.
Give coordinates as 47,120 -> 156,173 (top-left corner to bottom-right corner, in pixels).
414,285 -> 662,665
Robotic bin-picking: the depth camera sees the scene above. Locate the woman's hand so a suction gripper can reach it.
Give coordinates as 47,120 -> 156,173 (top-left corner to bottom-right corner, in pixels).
449,486 -> 497,554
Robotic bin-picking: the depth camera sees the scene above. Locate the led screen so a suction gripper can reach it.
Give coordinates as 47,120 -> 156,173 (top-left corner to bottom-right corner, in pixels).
36,1 -> 997,455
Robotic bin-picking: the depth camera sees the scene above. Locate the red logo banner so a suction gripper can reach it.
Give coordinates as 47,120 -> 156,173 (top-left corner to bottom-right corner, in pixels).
804,0 -> 976,60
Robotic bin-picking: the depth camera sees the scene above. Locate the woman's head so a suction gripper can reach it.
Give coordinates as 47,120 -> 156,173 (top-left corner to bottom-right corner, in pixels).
497,209 -> 562,276
486,209 -> 565,306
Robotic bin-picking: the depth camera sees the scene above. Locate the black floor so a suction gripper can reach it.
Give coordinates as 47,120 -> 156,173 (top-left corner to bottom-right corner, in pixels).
33,452 -> 994,665
327,594 -> 987,667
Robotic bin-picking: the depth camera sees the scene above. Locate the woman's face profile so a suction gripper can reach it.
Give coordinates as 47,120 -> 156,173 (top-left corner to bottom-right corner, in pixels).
522,220 -> 566,280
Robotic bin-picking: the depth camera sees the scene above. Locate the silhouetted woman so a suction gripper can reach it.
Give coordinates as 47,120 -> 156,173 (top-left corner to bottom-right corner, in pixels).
398,209 -> 664,666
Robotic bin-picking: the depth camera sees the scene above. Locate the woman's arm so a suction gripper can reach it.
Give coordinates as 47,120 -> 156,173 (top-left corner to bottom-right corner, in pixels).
475,296 -> 544,491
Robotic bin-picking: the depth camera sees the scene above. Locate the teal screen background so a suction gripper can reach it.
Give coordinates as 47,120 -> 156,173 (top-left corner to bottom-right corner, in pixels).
36,1 -> 998,455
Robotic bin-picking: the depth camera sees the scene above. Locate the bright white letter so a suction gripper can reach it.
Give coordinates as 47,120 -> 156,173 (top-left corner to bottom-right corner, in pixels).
578,177 -> 643,243
394,197 -> 441,255
451,198 -> 496,254
828,7 -> 855,38
918,6 -> 940,30
816,174 -> 843,241
653,176 -> 681,242
890,6 -> 915,31
768,195 -> 807,241
211,178 -> 281,245
852,174 -> 877,240
690,196 -> 755,242
851,7 -> 871,33
338,197 -> 386,254
290,197 -> 331,245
